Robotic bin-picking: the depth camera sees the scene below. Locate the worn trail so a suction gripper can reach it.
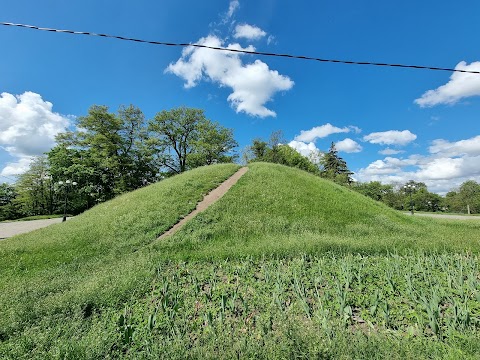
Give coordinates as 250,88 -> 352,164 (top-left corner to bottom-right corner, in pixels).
157,167 -> 248,240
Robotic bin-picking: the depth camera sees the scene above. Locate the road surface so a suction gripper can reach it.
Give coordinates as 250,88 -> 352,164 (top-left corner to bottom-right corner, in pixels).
0,218 -> 70,240
404,212 -> 480,220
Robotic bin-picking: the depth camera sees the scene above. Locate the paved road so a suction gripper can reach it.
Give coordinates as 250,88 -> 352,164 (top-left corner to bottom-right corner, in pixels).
404,212 -> 480,220
0,218 -> 71,240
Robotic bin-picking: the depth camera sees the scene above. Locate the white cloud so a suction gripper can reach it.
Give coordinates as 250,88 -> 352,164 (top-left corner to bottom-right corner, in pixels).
363,130 -> 417,146
379,148 -> 405,155
166,35 -> 294,117
288,140 -> 319,157
227,0 -> 240,18
294,123 -> 351,142
0,157 -> 34,177
356,136 -> 480,194
335,138 -> 362,153
429,135 -> 480,157
0,91 -> 69,176
415,61 -> 480,107
288,140 -> 322,164
234,24 -> 267,40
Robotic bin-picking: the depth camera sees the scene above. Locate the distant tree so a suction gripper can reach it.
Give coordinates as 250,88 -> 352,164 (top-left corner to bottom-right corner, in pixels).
0,183 -> 20,221
457,180 -> 480,214
353,181 -> 394,202
148,107 -> 237,174
320,142 -> 353,185
412,187 -> 443,212
244,131 -> 319,175
14,156 -> 55,216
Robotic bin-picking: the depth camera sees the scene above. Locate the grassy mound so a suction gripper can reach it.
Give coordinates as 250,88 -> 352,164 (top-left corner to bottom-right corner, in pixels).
156,162 -> 480,258
1,162 -> 479,359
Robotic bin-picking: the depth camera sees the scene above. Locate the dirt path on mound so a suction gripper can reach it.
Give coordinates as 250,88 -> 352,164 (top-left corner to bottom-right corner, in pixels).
157,167 -> 248,240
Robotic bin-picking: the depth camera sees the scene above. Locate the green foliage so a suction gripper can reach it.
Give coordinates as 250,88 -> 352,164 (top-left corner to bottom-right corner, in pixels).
320,142 -> 353,184
1,163 -> 480,358
245,131 -> 320,176
12,156 -> 56,217
353,181 -> 394,202
50,104 -> 157,207
446,181 -> 480,214
148,107 -> 237,174
0,183 -> 20,221
158,163 -> 480,259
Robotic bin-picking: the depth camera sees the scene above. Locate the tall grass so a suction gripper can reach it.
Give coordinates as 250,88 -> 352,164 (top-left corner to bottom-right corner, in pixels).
1,162 -> 480,358
0,164 -> 239,341
156,163 -> 480,259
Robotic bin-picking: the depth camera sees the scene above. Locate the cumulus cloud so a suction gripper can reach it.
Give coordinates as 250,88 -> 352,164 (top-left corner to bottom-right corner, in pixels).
363,130 -> 417,146
335,138 -> 362,153
294,123 -> 352,143
288,140 -> 319,157
429,135 -> 480,157
379,148 -> 405,155
288,140 -> 322,164
356,135 -> 480,194
415,61 -> 480,107
166,35 -> 294,117
0,91 -> 69,176
234,24 -> 267,40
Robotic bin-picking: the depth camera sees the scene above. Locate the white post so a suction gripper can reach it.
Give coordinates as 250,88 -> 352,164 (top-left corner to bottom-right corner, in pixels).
467,204 -> 471,215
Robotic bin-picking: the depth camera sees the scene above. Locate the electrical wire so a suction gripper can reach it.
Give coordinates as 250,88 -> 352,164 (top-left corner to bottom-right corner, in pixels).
1,21 -> 479,75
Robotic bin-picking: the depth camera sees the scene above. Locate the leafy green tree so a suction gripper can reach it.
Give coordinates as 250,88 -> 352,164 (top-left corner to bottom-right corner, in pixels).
148,107 -> 237,174
353,181 -> 394,202
187,120 -> 238,168
51,104 -> 157,204
457,180 -> 480,214
0,183 -> 20,220
275,145 -> 320,175
412,188 -> 443,212
14,156 -> 56,216
320,142 -> 353,185
244,132 -> 319,175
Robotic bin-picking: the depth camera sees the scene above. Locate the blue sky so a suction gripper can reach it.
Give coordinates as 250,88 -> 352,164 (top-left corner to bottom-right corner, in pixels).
1,0 -> 479,194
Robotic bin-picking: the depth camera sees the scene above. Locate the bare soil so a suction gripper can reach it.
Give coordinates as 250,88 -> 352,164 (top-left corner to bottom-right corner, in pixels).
158,167 -> 248,240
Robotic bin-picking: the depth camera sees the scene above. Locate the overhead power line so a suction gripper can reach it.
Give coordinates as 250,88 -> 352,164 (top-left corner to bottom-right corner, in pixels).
1,21 -> 480,75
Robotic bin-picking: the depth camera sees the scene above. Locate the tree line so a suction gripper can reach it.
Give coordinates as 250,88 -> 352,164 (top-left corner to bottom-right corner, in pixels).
243,131 -> 480,215
1,116 -> 479,221
0,105 -> 237,220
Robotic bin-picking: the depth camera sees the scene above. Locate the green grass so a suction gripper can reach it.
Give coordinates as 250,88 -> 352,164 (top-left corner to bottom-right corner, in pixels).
0,164 -> 239,352
156,163 -> 480,259
1,162 -> 480,359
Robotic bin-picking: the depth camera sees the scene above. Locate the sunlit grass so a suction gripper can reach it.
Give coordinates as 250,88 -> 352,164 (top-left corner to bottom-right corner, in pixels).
0,164 -> 239,340
1,162 -> 479,358
156,162 -> 480,259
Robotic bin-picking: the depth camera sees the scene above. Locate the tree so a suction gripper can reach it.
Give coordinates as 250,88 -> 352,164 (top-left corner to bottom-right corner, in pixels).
187,120 -> 238,168
353,181 -> 394,202
320,142 -> 353,185
14,156 -> 56,216
244,131 -> 320,176
0,183 -> 20,221
458,180 -> 480,214
51,104 -> 157,203
148,107 -> 237,174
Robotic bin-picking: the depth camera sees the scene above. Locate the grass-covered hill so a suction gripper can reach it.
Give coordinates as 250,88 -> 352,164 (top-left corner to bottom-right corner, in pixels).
1,162 -> 479,359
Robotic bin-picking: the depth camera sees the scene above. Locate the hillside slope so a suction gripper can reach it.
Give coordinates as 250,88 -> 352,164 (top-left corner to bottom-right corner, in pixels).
1,162 -> 479,359
157,162 -> 480,258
